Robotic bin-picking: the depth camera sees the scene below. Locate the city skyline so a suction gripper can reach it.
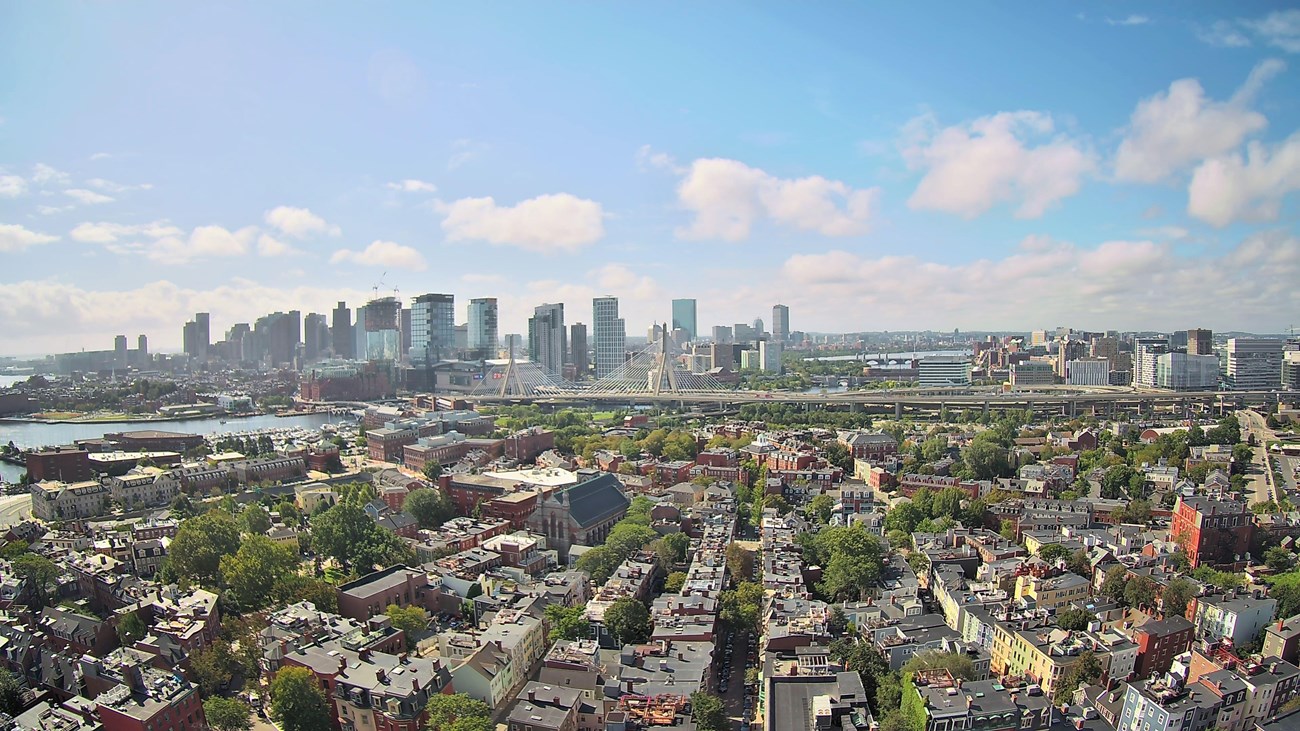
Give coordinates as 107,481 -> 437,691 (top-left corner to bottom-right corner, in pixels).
2,3 -> 1300,355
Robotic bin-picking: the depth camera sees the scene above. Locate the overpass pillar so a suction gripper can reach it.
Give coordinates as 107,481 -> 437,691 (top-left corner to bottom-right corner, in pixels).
895,402 -> 903,419
983,401 -> 989,417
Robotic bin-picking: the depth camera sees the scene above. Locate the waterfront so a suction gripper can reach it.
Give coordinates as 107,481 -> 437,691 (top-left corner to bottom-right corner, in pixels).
805,349 -> 973,363
0,411 -> 343,484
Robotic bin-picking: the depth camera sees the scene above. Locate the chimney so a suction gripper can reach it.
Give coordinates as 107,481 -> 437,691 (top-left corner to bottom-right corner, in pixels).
376,668 -> 387,684
338,658 -> 347,676
359,649 -> 371,662
1280,619 -> 1285,632
412,678 -> 419,692
529,689 -> 537,702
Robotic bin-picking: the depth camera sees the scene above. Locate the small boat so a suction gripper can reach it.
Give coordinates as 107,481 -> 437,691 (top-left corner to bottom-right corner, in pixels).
219,420 -> 227,424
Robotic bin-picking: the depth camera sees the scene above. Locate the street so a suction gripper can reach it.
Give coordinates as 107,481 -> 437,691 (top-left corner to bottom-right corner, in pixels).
0,494 -> 32,530
1240,410 -> 1277,505
714,629 -> 755,731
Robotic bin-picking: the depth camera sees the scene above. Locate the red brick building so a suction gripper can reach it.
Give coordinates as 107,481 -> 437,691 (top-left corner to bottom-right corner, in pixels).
26,447 -> 94,483
897,473 -> 983,499
503,427 -> 555,463
837,431 -> 899,461
368,428 -> 420,463
1132,615 -> 1195,678
336,565 -> 439,621
1171,496 -> 1254,569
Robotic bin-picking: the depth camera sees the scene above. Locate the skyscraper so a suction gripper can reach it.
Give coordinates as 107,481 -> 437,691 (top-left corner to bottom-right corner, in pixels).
772,304 -> 790,342
353,304 -> 368,360
528,303 -> 566,375
671,299 -> 697,342
1188,328 -> 1214,356
114,335 -> 127,370
570,323 -> 589,378
712,325 -> 733,344
304,312 -> 328,363
183,313 -> 210,362
364,297 -> 403,361
467,298 -> 499,359
409,293 -> 455,365
137,334 -> 148,357
593,296 -> 626,379
332,301 -> 354,359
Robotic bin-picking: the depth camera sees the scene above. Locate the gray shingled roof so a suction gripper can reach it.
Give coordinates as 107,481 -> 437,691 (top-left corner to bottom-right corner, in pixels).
564,473 -> 631,528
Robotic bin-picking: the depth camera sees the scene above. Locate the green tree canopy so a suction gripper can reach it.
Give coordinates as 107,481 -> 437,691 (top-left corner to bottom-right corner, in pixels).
808,493 -> 835,524
544,604 -> 591,642
13,553 -> 59,608
604,598 -> 652,646
386,603 -> 427,651
1056,607 -> 1094,631
664,571 -> 688,594
1037,543 -> 1071,563
220,534 -> 300,611
426,693 -> 491,731
270,667 -> 332,731
1162,577 -> 1196,618
404,488 -> 457,529
241,505 -> 272,535
167,510 -> 242,586
690,691 -> 726,731
310,503 -> 410,570
204,697 -> 252,731
0,669 -> 22,717
902,650 -> 977,681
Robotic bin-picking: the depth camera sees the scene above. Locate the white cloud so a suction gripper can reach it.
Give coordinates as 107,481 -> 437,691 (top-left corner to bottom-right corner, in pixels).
1106,15 -> 1149,26
86,178 -> 153,194
438,193 -> 605,253
32,163 -> 70,186
1242,10 -> 1300,53
89,152 -> 114,161
64,189 -> 114,205
386,179 -> 437,193
447,139 -> 487,171
36,205 -> 72,216
256,234 -> 297,257
774,232 -> 1300,331
636,145 -> 686,174
70,221 -> 183,244
674,158 -> 879,240
0,175 -> 25,198
148,225 -> 257,265
264,206 -> 341,239
1113,60 -> 1283,183
1187,132 -> 1300,226
1198,20 -> 1253,48
330,240 -> 427,270
0,224 -> 58,252
903,111 -> 1095,218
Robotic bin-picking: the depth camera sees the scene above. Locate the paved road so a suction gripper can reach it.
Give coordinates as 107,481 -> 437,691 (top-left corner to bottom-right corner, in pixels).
1241,410 -> 1277,505
0,494 -> 32,529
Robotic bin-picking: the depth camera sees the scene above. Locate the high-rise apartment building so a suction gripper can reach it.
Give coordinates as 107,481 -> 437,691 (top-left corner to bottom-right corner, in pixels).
592,297 -> 626,379
303,312 -> 329,363
353,305 -> 368,360
364,297 -> 403,361
331,301 -> 354,360
253,311 -> 300,366
1225,338 -> 1284,391
1066,359 -> 1110,386
570,323 -> 589,377
772,304 -> 790,343
1133,337 -> 1168,390
671,299 -> 697,342
734,323 -> 757,343
467,298 -> 498,359
114,335 -> 127,370
137,334 -> 148,357
1188,328 -> 1214,356
183,313 -> 210,363
712,325 -> 733,344
1283,351 -> 1300,390
409,293 -> 455,366
528,303 -> 566,375
758,339 -> 783,374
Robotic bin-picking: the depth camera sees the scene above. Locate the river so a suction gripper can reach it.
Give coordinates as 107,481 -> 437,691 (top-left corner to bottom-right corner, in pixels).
0,412 -> 344,484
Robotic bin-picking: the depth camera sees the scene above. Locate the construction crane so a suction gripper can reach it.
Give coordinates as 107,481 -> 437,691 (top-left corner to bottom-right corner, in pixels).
371,272 -> 387,300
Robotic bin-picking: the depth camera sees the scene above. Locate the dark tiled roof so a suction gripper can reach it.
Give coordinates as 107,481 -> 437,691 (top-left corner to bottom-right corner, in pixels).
564,473 -> 630,529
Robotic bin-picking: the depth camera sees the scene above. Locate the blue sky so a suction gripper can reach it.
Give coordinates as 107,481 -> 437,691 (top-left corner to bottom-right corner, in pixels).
2,2 -> 1299,355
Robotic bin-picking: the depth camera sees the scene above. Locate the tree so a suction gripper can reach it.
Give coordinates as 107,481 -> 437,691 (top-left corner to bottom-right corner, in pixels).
544,604 -> 591,642
824,441 -> 855,472
117,610 -> 148,645
0,669 -> 21,717
242,505 -> 272,535
574,546 -> 623,584
422,462 -> 443,481
1056,607 -> 1094,631
204,697 -> 253,731
808,493 -> 835,524
1113,498 -> 1153,525
964,440 -> 1012,480
270,667 -> 332,731
1162,577 -> 1195,618
311,503 -> 410,570
1266,547 -> 1296,572
1037,544 -> 1070,563
719,582 -> 764,634
405,488 -> 456,529
1054,650 -> 1102,704
664,571 -> 688,593
1124,576 -> 1158,610
190,640 -> 237,696
765,494 -> 792,515
921,436 -> 949,463
690,691 -> 726,731
809,525 -> 886,602
726,543 -> 754,581
13,553 -> 59,608
272,574 -> 339,612
1067,548 -> 1093,579
220,535 -> 301,611
884,501 -> 926,534
426,693 -> 491,731
604,598 -> 652,646
168,510 -> 242,586
385,603 -> 427,651
931,488 -> 966,520
1101,565 -> 1129,603
1101,464 -> 1135,500
654,532 -> 691,569
903,650 -> 977,680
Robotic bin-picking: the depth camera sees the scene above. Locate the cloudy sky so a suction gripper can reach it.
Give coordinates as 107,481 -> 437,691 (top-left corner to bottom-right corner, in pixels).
2,3 -> 1299,355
